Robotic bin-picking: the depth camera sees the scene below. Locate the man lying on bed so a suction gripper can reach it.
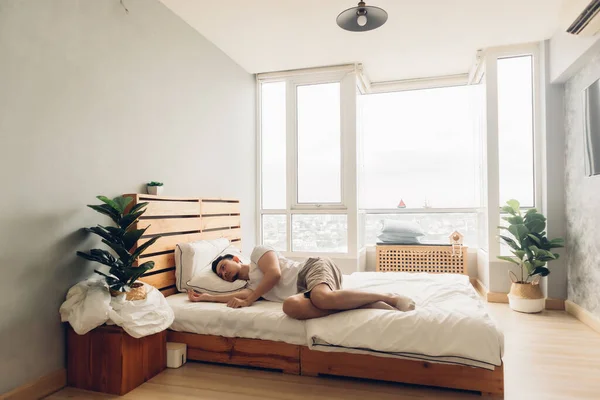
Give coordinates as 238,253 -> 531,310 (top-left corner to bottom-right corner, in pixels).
187,245 -> 415,320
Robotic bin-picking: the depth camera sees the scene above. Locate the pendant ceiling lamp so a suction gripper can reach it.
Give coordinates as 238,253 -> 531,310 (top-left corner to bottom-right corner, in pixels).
337,1 -> 388,32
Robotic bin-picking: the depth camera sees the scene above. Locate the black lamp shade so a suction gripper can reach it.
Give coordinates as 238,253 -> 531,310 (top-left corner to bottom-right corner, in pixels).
336,3 -> 388,32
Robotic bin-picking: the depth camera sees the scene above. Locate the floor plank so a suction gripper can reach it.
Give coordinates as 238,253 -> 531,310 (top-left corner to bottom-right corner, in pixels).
49,303 -> 600,400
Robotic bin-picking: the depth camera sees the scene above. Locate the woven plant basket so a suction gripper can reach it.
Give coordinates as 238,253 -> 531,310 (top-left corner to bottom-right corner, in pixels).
508,271 -> 545,313
110,282 -> 147,301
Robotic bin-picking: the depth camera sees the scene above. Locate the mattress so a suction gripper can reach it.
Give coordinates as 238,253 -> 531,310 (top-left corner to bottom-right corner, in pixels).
306,272 -> 504,370
166,293 -> 306,345
166,272 -> 504,370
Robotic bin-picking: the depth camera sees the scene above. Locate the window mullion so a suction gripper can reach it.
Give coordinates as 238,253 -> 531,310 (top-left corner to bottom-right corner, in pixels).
286,80 -> 296,252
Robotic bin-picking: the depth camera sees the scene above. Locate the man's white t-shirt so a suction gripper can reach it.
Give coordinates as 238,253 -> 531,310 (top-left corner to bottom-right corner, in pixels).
247,245 -> 303,302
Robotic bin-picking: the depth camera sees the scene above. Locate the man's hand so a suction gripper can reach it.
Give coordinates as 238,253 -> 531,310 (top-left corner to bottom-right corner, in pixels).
187,291 -> 211,302
227,297 -> 254,309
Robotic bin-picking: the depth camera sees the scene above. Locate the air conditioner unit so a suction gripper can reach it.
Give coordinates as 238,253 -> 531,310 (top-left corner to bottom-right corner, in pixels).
564,0 -> 600,36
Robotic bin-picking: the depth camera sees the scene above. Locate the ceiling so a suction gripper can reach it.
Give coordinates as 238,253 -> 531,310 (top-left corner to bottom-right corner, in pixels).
159,0 -> 564,82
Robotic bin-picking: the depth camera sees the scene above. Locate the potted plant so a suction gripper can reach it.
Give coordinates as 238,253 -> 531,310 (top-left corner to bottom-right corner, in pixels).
147,181 -> 163,195
498,199 -> 564,313
77,195 -> 162,300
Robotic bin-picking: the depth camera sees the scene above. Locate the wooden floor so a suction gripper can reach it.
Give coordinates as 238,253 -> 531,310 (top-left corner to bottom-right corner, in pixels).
49,303 -> 600,400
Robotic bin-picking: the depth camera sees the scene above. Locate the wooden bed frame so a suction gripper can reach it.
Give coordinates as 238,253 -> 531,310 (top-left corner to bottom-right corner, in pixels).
127,194 -> 504,397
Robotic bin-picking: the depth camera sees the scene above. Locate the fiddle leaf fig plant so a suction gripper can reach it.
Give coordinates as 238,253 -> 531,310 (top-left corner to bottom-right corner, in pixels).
77,195 -> 162,292
497,199 -> 564,283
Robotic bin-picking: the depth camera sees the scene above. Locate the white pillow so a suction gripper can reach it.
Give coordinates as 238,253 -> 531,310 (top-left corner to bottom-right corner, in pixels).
186,245 -> 248,294
174,238 -> 229,292
380,220 -> 425,237
377,232 -> 421,244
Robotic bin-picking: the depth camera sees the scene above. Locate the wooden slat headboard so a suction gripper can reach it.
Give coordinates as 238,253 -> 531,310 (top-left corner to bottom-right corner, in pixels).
124,194 -> 242,297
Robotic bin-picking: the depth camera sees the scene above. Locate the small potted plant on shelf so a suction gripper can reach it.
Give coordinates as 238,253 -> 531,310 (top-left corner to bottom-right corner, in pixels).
498,199 -> 564,313
146,181 -> 163,195
77,195 -> 162,300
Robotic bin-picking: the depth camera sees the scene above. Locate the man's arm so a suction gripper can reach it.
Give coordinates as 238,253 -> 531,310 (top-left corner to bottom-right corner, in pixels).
228,251 -> 281,308
189,288 -> 253,303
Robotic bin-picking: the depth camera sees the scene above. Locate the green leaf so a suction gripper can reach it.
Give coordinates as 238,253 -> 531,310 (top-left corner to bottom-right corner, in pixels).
105,226 -> 124,238
87,204 -> 120,224
553,253 -> 560,260
85,226 -> 116,243
129,236 -> 161,262
122,228 -> 147,251
119,210 -> 144,231
497,226 -> 510,231
512,250 -> 526,259
96,196 -> 121,212
128,261 -> 155,286
527,234 -> 542,246
497,256 -> 520,265
501,205 -> 517,215
112,196 -> 132,214
503,215 -> 524,225
525,208 -> 538,215
530,266 -> 550,277
533,260 -> 547,267
101,239 -> 132,265
499,235 -> 520,250
77,249 -> 121,268
128,202 -> 149,215
508,224 -> 529,241
506,199 -> 520,213
523,261 -> 534,274
525,219 -> 546,234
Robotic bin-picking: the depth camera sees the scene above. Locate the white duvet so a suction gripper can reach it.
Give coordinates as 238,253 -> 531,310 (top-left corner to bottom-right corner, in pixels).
167,272 -> 504,370
306,272 -> 504,369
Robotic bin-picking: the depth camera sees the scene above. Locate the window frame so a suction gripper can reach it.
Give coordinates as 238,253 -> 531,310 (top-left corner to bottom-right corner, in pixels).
288,73 -> 347,210
482,43 -> 542,261
257,65 -> 359,257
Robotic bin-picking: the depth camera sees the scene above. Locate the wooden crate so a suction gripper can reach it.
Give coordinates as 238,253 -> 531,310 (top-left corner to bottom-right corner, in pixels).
67,325 -> 166,395
376,244 -> 468,274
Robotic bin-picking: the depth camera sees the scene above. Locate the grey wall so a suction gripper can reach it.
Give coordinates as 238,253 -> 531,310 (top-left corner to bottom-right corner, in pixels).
0,0 -> 255,393
565,51 -> 600,317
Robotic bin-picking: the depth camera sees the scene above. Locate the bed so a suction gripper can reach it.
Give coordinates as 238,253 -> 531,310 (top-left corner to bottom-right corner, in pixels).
126,194 -> 505,397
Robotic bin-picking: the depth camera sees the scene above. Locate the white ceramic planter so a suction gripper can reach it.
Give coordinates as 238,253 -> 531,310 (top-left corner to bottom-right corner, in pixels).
147,185 -> 163,195
508,295 -> 545,313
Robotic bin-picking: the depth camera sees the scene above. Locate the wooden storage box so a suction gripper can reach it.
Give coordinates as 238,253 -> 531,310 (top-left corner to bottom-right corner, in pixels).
376,244 -> 468,274
67,325 -> 166,395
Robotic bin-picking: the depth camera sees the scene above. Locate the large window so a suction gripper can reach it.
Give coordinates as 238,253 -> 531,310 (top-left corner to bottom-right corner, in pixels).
360,86 -> 480,209
497,55 -> 535,208
261,82 -> 286,210
258,70 -> 352,254
297,83 -> 342,204
359,85 -> 482,246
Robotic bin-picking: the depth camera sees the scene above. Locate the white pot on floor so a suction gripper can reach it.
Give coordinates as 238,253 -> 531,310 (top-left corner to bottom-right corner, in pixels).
508,272 -> 545,313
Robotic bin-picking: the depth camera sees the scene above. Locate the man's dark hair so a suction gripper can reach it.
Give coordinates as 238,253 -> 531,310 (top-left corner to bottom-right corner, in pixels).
211,254 -> 235,275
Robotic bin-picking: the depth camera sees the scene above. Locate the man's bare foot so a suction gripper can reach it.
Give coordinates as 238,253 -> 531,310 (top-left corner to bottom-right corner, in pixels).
386,294 -> 416,311
392,294 -> 415,311
360,301 -> 396,311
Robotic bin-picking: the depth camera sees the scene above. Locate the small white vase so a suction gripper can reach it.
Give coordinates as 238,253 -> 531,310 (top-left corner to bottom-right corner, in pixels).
147,185 -> 163,195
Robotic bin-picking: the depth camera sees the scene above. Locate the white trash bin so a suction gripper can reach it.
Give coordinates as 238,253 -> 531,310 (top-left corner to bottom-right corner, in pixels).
167,342 -> 187,368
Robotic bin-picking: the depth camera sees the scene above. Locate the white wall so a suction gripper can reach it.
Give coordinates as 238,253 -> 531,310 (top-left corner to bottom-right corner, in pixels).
0,0 -> 255,394
550,31 -> 600,83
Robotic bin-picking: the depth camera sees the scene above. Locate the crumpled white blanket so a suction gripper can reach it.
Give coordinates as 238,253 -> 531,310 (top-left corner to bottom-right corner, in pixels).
60,279 -> 174,338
